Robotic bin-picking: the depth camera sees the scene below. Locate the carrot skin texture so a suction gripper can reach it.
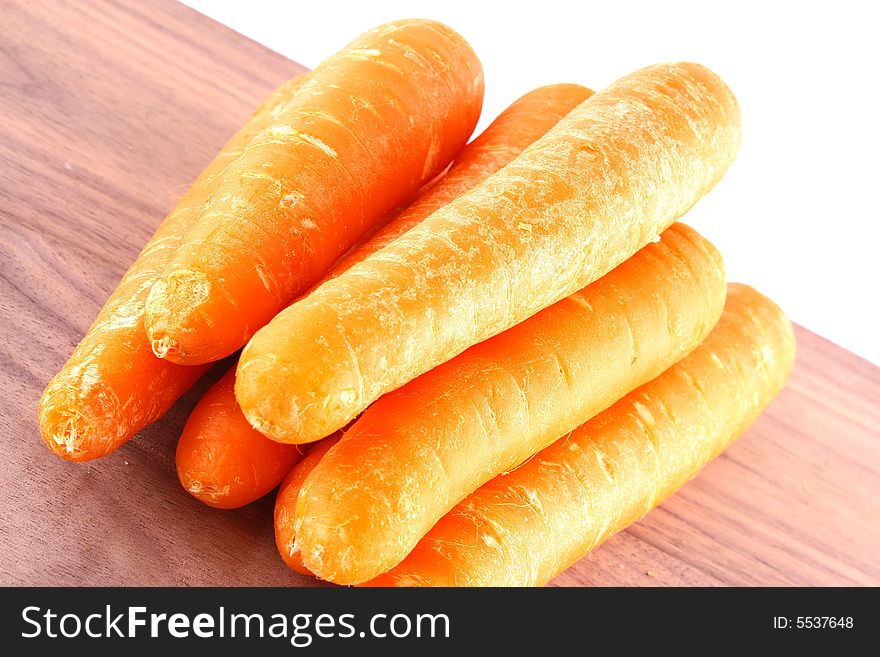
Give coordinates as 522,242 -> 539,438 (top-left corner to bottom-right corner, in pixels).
145,20 -> 485,365
179,84 -> 590,511
176,369 -> 305,509
367,284 -> 796,586
293,223 -> 726,584
318,83 -> 594,281
274,436 -> 341,575
236,62 -> 741,445
37,75 -> 307,461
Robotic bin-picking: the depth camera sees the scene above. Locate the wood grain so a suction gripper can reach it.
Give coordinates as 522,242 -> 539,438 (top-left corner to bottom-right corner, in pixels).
1,0 -> 878,586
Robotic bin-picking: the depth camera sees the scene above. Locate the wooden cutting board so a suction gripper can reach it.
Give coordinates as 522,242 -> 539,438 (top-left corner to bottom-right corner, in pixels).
1,0 -> 878,587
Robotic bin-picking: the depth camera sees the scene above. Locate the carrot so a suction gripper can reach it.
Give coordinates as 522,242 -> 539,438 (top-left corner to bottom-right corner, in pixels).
367,284 -> 796,586
37,73 -> 308,461
318,83 -> 593,281
175,83 -> 589,507
144,20 -> 485,365
274,435 -> 341,575
236,62 -> 741,445
292,223 -> 727,584
176,368 -> 306,509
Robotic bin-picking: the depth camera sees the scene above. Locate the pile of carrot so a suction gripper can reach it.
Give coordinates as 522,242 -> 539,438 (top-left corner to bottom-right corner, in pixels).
39,19 -> 796,587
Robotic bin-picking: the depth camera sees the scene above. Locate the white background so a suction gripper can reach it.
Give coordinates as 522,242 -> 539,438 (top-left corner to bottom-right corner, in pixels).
184,0 -> 879,364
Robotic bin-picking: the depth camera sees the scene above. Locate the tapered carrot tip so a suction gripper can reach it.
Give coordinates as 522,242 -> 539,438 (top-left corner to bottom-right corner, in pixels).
147,270 -> 216,362
39,400 -> 96,462
176,368 -> 305,508
150,334 -> 177,361
236,300 -> 363,444
293,491 -> 387,584
38,339 -> 211,462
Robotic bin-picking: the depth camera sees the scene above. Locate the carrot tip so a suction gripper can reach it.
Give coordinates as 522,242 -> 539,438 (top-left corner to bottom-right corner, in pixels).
150,336 -> 177,360
39,408 -> 91,462
240,404 -> 299,443
144,270 -> 212,360
48,430 -> 83,458
178,471 -> 234,507
290,521 -> 311,562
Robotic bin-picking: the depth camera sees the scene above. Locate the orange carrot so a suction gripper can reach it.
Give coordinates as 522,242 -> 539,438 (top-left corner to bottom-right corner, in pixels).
145,20 -> 485,365
292,223 -> 726,584
176,369 -> 306,509
236,62 -> 741,445
37,73 -> 308,461
175,83 -> 590,508
318,83 -> 593,281
367,284 -> 796,586
274,435 -> 341,575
